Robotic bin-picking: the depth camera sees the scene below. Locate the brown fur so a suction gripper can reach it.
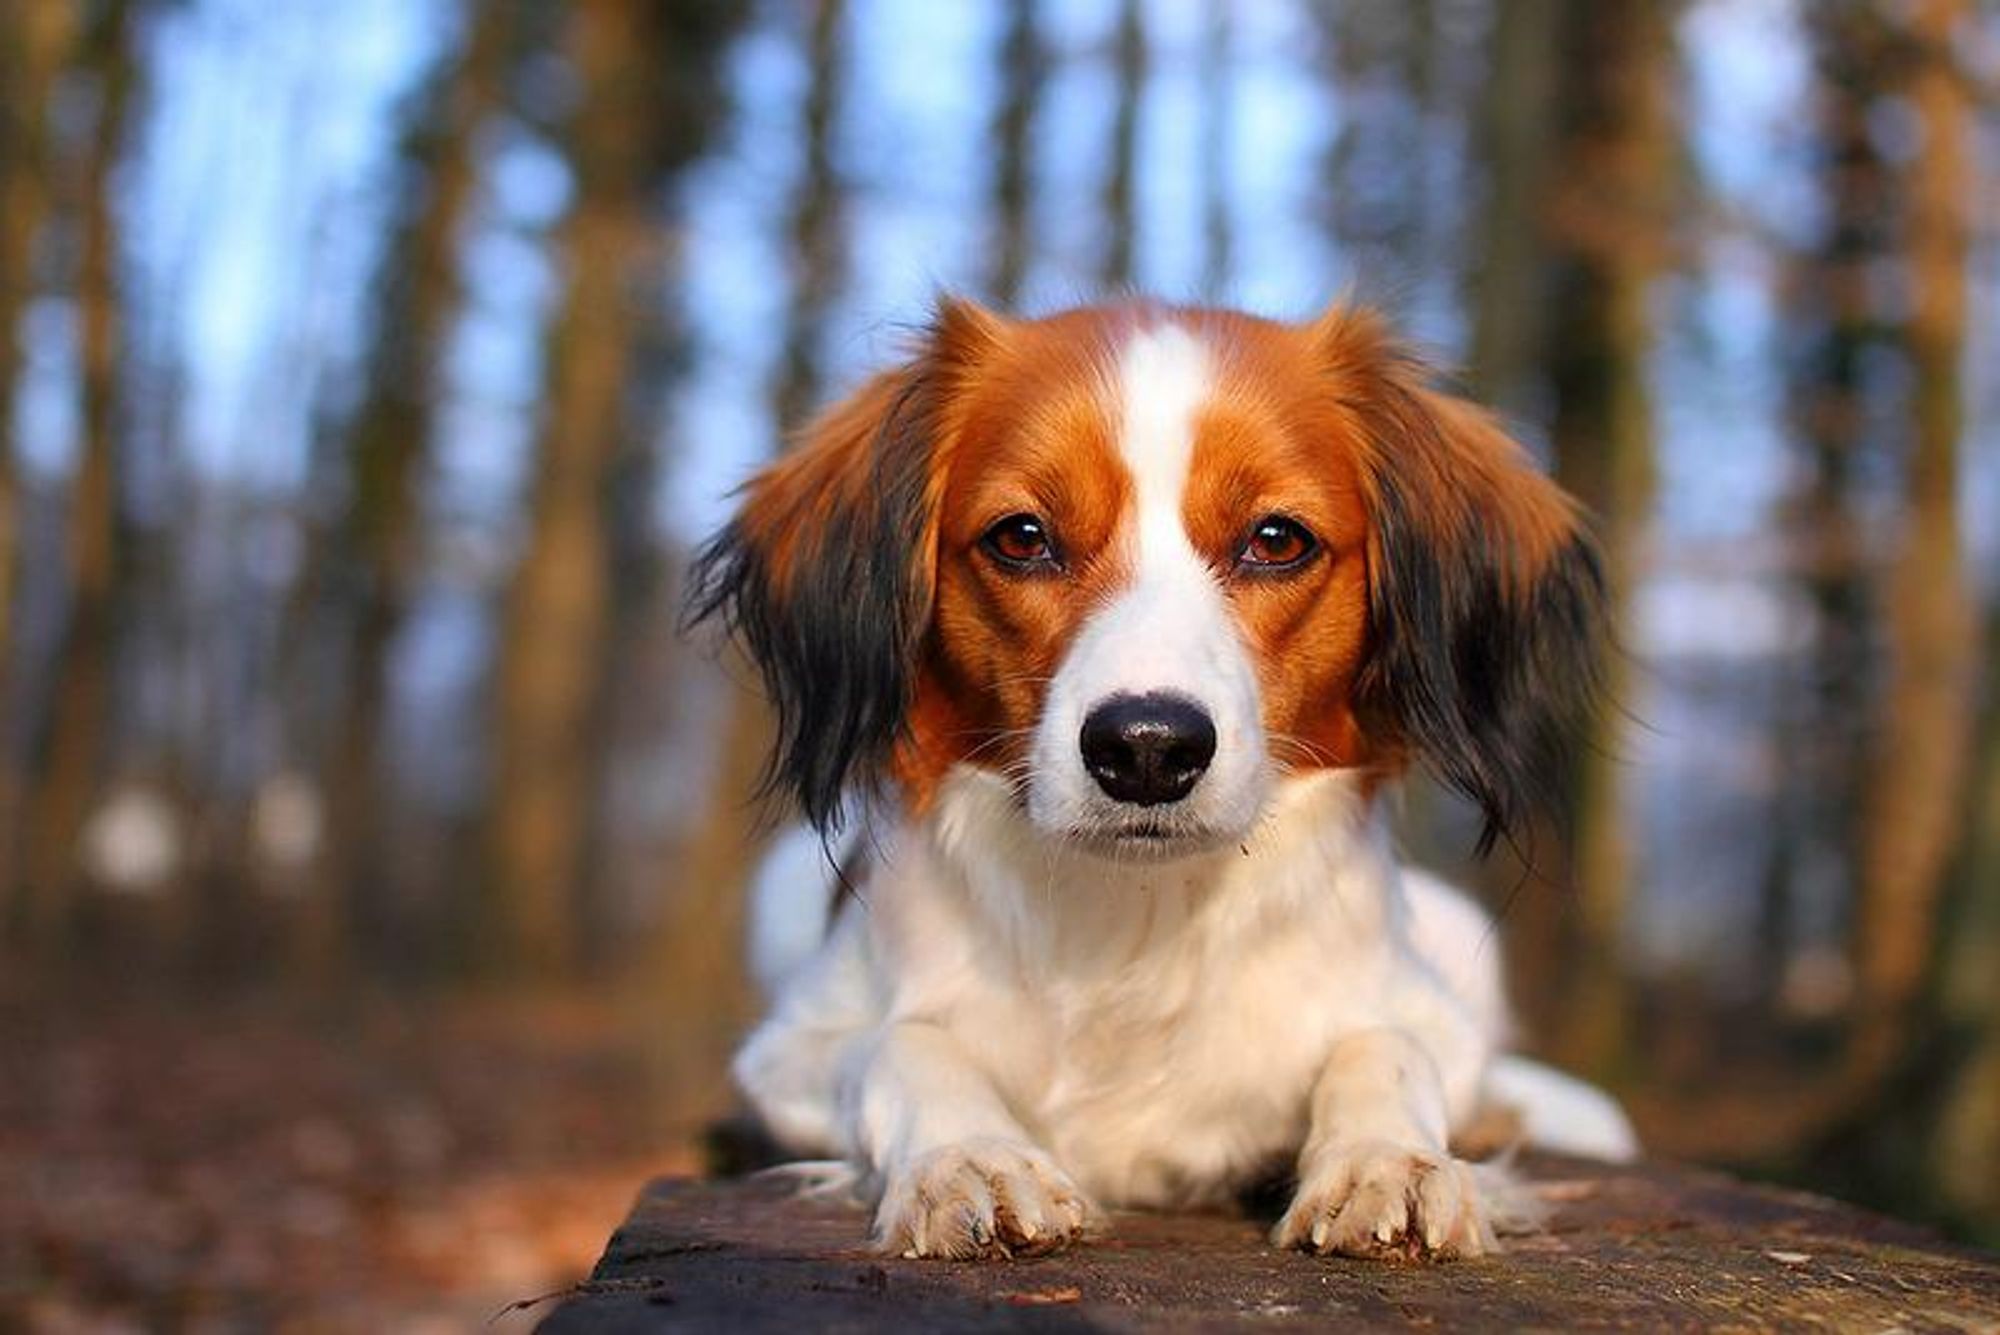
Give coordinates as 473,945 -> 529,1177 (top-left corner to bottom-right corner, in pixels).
707,297 -> 1598,838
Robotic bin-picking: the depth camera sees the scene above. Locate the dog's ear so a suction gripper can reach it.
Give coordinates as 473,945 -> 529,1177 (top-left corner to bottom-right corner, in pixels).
1313,308 -> 1608,854
686,297 -> 1004,832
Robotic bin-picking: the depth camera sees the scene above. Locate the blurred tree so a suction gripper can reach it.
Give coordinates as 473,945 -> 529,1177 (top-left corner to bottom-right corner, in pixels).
1100,0 -> 1143,290
1765,2 -> 1898,1015
650,0 -> 845,1121
1474,0 -> 1673,1077
589,0 -> 750,963
1463,0 -> 1555,415
1537,0 -> 1672,1077
1322,0 -> 1405,283
20,0 -> 143,950
1333,0 -> 1484,877
0,4 -> 76,926
487,0 -> 745,978
0,6 -> 76,698
1847,0 -> 1978,1084
488,1 -> 670,977
771,0 -> 848,441
1733,1 -> 1985,1209
1321,0 -> 1485,304
1198,0 -> 1232,301
1930,603 -> 2000,1235
988,0 -> 1042,308
296,2 -> 513,979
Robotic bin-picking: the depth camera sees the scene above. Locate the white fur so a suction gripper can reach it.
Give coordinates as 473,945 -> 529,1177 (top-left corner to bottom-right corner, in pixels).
1486,1055 -> 1641,1162
734,768 -> 1637,1259
1027,324 -> 1267,853
746,822 -> 839,998
731,320 -> 1636,1261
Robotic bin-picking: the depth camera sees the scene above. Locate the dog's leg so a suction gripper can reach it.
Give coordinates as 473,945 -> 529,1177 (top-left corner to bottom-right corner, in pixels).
849,1020 -> 1094,1260
1275,1028 -> 1494,1260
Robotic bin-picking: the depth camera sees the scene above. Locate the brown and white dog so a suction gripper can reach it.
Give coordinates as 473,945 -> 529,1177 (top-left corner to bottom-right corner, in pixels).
690,298 -> 1637,1262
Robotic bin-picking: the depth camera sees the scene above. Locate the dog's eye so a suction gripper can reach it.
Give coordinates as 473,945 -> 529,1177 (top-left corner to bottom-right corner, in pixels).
1237,516 -> 1318,570
981,513 -> 1057,568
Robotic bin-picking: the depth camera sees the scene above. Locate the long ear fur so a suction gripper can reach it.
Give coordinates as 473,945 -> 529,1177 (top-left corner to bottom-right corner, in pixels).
684,300 -> 998,832
1320,310 -> 1608,854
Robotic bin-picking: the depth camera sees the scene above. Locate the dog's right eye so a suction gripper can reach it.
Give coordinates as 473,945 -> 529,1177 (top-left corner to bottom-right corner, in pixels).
981,513 -> 1058,570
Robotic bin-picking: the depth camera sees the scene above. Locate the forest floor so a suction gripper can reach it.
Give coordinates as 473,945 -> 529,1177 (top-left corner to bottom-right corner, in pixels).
4,975 -> 1980,1331
0,981 -> 697,1333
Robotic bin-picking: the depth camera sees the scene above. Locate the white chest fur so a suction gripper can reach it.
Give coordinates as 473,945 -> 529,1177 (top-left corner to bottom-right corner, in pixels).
794,769 -> 1498,1207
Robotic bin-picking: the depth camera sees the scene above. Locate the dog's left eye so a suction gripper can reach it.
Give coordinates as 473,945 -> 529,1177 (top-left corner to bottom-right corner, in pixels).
981,513 -> 1057,569
1237,516 -> 1318,570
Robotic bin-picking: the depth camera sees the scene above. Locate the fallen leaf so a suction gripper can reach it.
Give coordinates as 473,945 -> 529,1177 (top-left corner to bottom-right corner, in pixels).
1001,1286 -> 1083,1306
1534,1180 -> 1601,1203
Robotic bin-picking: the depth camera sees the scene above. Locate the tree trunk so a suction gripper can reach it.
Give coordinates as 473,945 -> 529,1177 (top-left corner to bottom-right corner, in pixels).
585,0 -> 750,965
1930,604 -> 2000,1230
1463,0 -> 1556,412
1462,0 -> 1667,1072
487,1 -> 660,979
1451,0 -> 1566,1021
1319,0 -> 1443,296
772,0 -> 847,439
1100,0 -> 1143,291
0,4 -> 75,932
1762,5 -> 1898,1016
298,2 -> 510,981
1847,0 -> 1978,1083
0,5 -> 74,690
1534,0 -> 1672,1077
20,1 -> 137,951
489,0 -> 748,978
646,0 -> 846,1124
988,0 -> 1041,308
1198,0 -> 1232,302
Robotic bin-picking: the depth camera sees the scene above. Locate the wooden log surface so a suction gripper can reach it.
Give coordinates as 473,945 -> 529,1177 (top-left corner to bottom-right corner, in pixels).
538,1157 -> 2000,1332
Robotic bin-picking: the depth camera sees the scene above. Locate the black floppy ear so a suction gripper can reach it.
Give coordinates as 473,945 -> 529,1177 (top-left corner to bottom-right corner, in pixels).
684,298 -> 1003,832
1319,310 -> 1609,854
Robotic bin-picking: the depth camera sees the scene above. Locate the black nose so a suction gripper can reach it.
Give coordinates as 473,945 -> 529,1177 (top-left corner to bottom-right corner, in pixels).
1079,693 -> 1218,806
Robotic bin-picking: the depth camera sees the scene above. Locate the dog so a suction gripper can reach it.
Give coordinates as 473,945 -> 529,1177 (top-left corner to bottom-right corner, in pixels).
689,298 -> 1638,1262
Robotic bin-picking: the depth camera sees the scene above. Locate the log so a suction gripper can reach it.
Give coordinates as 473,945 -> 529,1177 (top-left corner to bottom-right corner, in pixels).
538,1157 -> 2000,1332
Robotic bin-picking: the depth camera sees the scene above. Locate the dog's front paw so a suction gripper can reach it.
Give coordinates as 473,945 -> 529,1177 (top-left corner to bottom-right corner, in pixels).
874,1138 -> 1094,1259
1274,1140 -> 1493,1261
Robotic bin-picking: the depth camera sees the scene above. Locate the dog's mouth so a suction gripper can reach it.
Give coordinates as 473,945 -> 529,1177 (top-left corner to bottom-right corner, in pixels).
1069,818 -> 1235,863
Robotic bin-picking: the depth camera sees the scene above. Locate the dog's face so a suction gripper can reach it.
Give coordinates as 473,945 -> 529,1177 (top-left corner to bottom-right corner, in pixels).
691,300 -> 1603,858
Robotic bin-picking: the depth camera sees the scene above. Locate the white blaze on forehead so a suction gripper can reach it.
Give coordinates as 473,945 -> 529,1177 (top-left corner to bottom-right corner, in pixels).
1096,321 -> 1233,688
1115,323 -> 1211,554
1023,318 -> 1269,844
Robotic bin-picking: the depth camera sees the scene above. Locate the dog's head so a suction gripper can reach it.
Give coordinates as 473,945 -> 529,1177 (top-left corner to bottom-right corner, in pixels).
690,299 -> 1604,858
